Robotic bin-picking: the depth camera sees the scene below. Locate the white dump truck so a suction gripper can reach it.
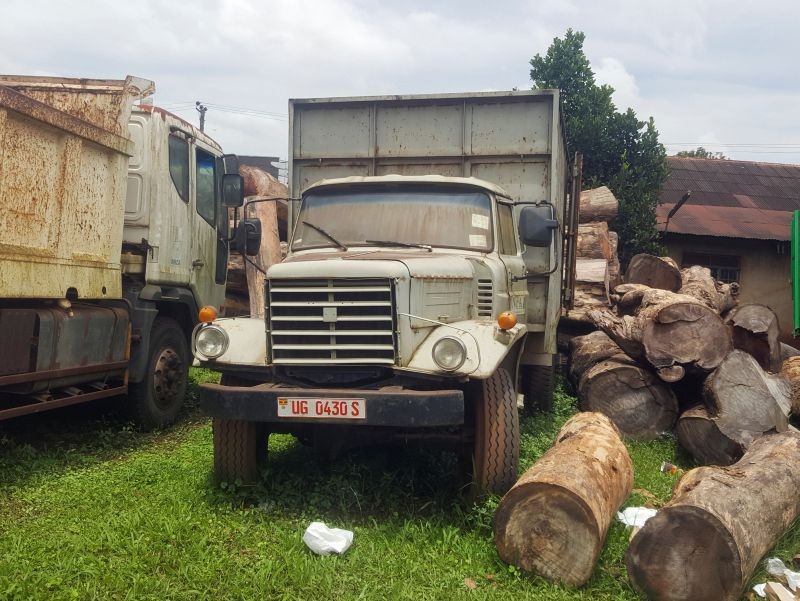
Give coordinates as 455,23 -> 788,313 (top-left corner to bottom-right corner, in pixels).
196,91 -> 577,496
0,75 -> 248,427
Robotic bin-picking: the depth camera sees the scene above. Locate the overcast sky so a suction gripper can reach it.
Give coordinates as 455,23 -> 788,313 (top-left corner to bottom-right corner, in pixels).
2,0 -> 799,167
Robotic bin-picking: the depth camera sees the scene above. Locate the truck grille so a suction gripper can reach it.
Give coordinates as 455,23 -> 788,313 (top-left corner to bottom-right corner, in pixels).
477,279 -> 494,317
267,278 -> 396,365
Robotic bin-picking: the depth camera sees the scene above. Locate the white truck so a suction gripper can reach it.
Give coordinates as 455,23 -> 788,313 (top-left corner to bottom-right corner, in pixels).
196,91 -> 577,496
0,75 -> 248,427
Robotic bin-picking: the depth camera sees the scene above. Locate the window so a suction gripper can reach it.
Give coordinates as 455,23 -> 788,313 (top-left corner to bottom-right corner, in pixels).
168,135 -> 189,202
682,252 -> 740,283
497,203 -> 517,255
195,148 -> 216,226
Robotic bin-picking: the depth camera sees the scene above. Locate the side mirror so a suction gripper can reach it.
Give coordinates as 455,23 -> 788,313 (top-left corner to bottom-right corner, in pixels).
232,218 -> 262,256
222,174 -> 244,208
518,204 -> 558,247
222,154 -> 240,175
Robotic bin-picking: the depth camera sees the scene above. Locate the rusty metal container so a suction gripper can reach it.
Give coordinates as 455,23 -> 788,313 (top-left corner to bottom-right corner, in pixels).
0,75 -> 153,299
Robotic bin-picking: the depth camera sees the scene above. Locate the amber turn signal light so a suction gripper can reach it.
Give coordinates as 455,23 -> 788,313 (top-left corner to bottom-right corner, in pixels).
198,306 -> 218,323
497,311 -> 517,330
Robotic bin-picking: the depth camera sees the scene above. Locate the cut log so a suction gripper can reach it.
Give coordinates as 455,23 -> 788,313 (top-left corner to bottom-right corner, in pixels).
579,186 -> 618,223
607,230 -> 622,288
576,221 -> 612,260
589,288 -> 732,380
578,355 -> 678,438
780,355 -> 800,415
781,342 -> 800,362
724,304 -> 782,372
626,430 -> 800,601
611,283 -> 652,315
567,331 -> 621,387
624,254 -> 682,292
494,412 -> 632,587
239,165 -> 284,318
563,259 -> 610,323
704,350 -> 790,451
676,405 -> 744,465
678,265 -> 739,313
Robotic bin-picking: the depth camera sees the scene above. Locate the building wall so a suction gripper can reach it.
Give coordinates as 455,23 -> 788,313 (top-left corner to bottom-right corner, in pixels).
663,235 -> 794,343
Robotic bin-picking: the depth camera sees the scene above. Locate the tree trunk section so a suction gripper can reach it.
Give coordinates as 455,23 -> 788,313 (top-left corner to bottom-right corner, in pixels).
780,356 -> 800,415
577,355 -> 678,438
724,304 -> 782,372
567,331 -> 621,387
579,186 -> 618,223
704,350 -> 790,450
576,221 -> 612,260
563,259 -> 609,323
589,288 -> 732,380
624,254 -> 682,292
239,165 -> 284,318
494,412 -> 633,587
678,265 -> 739,313
676,405 -> 744,465
607,230 -> 622,288
626,430 -> 800,601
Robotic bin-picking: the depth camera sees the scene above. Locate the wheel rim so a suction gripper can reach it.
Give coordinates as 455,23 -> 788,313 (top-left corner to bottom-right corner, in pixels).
152,347 -> 184,409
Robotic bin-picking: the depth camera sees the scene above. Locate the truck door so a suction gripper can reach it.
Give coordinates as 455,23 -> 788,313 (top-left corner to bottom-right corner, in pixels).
190,146 -> 226,310
496,202 -> 528,321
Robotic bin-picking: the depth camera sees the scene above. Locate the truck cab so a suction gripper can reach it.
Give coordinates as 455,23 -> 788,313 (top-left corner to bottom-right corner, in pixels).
195,91 -> 575,497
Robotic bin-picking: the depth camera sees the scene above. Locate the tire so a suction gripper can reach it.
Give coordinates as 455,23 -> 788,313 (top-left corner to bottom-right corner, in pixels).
469,367 -> 520,499
128,317 -> 189,430
212,417 -> 267,485
522,361 -> 555,413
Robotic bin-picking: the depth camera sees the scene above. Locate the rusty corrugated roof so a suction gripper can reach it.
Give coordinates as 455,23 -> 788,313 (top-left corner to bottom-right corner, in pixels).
658,157 -> 800,241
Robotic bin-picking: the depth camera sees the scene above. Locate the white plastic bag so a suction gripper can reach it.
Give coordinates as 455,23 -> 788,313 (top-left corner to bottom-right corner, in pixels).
616,507 -> 657,528
302,521 -> 354,556
764,557 -> 800,592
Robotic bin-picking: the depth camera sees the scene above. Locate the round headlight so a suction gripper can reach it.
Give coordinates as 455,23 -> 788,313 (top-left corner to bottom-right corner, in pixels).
195,325 -> 229,359
432,336 -> 467,371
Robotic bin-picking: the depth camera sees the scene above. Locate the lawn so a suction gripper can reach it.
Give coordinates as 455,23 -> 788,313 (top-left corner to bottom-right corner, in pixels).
0,369 -> 797,600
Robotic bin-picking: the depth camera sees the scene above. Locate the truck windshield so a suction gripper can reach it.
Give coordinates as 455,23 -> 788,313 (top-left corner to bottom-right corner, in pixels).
292,185 -> 494,252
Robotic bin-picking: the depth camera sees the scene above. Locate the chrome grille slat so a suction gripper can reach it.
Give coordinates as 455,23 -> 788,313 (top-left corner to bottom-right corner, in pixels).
268,278 -> 396,365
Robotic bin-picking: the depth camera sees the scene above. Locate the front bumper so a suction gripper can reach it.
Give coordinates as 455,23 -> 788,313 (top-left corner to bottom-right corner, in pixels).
199,383 -> 464,427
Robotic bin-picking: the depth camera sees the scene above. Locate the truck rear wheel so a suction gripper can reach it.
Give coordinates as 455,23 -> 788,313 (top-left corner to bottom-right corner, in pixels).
522,361 -> 555,413
128,317 -> 188,430
212,417 -> 267,485
470,367 -> 519,499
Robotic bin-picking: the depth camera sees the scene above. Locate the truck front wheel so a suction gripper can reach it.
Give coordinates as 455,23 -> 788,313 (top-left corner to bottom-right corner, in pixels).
128,317 -> 188,429
212,417 -> 268,485
522,361 -> 555,413
470,367 -> 519,499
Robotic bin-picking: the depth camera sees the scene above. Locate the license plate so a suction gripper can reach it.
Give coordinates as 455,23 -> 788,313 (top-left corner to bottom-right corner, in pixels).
277,397 -> 366,420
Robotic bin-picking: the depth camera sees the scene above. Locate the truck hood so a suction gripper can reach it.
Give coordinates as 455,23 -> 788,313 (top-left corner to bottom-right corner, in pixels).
268,251 -> 475,280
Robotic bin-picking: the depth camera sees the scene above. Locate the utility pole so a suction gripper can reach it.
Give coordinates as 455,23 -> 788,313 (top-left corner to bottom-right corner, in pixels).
195,101 -> 208,132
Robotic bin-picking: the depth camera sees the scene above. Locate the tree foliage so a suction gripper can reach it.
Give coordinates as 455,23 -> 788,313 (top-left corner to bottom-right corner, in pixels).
675,147 -> 728,159
530,29 -> 668,258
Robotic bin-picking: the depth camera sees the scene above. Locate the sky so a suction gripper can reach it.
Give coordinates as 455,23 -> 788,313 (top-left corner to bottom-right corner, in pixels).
1,0 -> 799,168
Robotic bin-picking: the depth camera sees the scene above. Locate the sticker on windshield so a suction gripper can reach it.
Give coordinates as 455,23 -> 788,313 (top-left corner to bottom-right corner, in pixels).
471,213 -> 490,230
469,234 -> 487,247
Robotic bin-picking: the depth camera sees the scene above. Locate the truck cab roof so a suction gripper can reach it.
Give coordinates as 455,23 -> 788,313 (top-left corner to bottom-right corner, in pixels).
302,174 -> 514,201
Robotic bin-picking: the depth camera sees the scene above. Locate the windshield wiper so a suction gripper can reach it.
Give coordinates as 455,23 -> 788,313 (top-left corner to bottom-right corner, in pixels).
302,220 -> 348,251
365,239 -> 433,252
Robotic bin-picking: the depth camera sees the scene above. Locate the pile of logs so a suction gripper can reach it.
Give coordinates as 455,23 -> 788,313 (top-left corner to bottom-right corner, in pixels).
568,254 -> 796,460
564,187 -> 623,323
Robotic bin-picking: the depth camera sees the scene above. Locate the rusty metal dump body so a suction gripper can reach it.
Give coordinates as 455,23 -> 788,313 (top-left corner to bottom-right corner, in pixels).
0,75 -> 152,299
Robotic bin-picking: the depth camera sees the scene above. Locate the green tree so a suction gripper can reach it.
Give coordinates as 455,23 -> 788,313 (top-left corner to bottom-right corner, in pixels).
530,29 -> 668,259
675,146 -> 728,159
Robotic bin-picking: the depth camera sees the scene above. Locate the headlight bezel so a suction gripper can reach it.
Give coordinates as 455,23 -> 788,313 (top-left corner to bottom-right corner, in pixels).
431,336 -> 467,371
194,324 -> 229,360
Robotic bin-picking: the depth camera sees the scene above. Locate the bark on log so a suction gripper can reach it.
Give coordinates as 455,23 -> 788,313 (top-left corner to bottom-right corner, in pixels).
780,342 -> 800,362
676,405 -> 744,465
239,165 -> 284,318
724,304 -> 782,372
578,355 -> 678,438
567,331 -> 621,387
780,356 -> 800,415
704,350 -> 790,450
624,254 -> 682,292
563,259 -> 610,323
576,222 -> 612,260
626,430 -> 800,601
589,288 -> 732,380
494,412 -> 633,587
579,186 -> 618,223
607,230 -> 622,288
678,265 -> 739,313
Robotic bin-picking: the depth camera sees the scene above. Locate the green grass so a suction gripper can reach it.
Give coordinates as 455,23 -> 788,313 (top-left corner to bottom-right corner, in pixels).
0,370 -> 796,600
